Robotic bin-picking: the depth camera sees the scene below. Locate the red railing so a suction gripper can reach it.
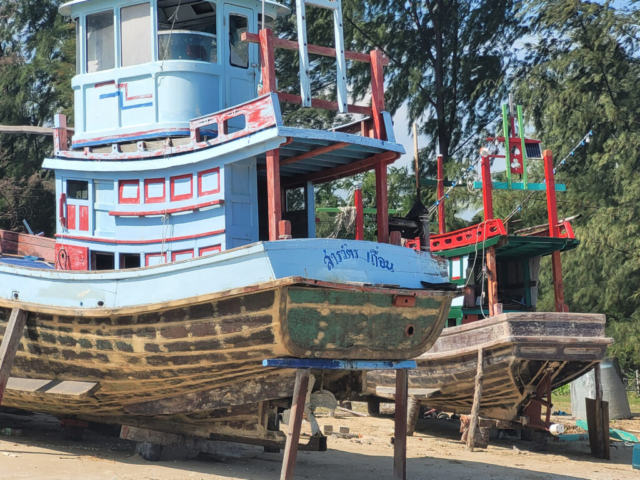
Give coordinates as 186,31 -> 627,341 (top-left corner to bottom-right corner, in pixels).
241,29 -> 389,141
430,219 -> 507,252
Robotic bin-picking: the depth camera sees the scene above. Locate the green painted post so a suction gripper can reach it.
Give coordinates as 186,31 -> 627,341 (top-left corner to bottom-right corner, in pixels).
502,104 -> 512,189
517,105 -> 528,189
523,259 -> 531,308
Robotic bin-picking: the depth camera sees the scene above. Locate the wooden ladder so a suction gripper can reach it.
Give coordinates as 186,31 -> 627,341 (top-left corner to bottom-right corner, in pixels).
295,0 -> 348,113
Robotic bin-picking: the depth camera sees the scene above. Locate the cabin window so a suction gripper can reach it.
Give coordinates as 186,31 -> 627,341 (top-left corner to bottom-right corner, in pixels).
75,19 -> 81,74
199,245 -> 221,256
285,187 -> 305,212
146,252 -> 167,266
120,253 -> 141,269
198,167 -> 220,196
157,0 -> 217,63
86,10 -> 115,73
170,174 -> 193,201
91,251 -> 115,270
121,3 -> 152,67
229,14 -> 248,69
67,180 -> 89,200
144,178 -> 166,203
257,13 -> 275,31
119,180 -> 140,204
171,249 -> 194,262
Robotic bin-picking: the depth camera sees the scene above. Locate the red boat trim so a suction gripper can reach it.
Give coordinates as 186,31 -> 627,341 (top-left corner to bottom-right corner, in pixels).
108,199 -> 224,217
430,219 -> 507,252
55,229 -> 225,245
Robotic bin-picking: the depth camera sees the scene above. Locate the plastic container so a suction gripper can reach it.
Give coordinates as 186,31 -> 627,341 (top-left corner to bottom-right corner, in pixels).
570,358 -> 631,420
549,424 -> 565,436
633,444 -> 640,470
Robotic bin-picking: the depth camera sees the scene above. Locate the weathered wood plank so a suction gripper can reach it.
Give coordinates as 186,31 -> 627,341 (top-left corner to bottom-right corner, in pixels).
6,378 -> 100,398
0,308 -> 27,405
394,369 -> 408,480
280,369 -> 309,480
466,348 -> 484,452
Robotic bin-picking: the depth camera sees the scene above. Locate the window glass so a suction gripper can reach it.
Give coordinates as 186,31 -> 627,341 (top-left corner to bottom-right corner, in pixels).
67,180 -> 89,200
121,3 -> 151,67
86,10 -> 115,73
258,14 -> 275,30
229,14 -> 248,68
157,0 -> 217,63
75,19 -> 81,74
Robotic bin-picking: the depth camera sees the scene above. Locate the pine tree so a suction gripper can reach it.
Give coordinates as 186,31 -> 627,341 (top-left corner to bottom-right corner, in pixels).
0,0 -> 75,235
512,0 -> 640,370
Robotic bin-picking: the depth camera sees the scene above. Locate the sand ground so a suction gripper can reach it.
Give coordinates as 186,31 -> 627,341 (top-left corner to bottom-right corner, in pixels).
0,406 -> 637,480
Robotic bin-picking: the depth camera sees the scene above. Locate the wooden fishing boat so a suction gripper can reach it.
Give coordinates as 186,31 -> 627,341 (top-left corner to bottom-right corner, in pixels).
0,0 -> 456,449
365,312 -> 612,423
365,103 -> 612,435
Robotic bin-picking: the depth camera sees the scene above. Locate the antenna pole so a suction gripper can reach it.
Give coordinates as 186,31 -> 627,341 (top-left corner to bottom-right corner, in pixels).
413,123 -> 420,198
262,0 -> 265,29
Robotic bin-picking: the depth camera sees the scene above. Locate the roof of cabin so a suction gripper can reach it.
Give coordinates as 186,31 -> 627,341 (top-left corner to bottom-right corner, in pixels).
59,0 -> 290,16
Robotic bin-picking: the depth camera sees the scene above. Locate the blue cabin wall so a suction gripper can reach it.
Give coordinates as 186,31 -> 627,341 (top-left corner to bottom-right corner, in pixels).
54,152 -> 261,269
68,0 -> 281,147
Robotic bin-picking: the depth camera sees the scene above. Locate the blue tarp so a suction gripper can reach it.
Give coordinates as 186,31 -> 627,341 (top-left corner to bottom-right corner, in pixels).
0,256 -> 54,269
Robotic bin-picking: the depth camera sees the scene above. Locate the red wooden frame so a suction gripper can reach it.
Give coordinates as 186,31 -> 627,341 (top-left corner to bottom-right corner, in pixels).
67,204 -> 76,230
170,174 -> 193,202
56,228 -> 225,245
198,167 -> 221,196
144,178 -> 166,204
199,245 -> 222,256
171,249 -> 194,262
79,205 -> 89,231
119,180 -> 141,204
145,252 -> 167,266
430,219 -> 507,252
109,199 -> 224,217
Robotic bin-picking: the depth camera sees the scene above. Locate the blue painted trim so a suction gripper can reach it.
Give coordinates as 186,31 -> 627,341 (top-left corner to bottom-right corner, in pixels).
473,181 -> 567,192
72,130 -> 192,148
100,90 -> 154,111
262,359 -> 417,370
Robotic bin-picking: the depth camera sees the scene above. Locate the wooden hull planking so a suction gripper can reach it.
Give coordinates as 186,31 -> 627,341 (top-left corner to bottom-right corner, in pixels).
365,312 -> 612,422
0,278 -> 453,440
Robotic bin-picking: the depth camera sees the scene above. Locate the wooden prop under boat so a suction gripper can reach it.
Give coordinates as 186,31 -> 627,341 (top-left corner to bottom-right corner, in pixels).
0,238 -> 454,444
365,312 -> 613,424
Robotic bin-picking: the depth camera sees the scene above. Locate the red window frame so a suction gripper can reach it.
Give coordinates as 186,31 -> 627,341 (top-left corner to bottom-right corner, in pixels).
67,204 -> 77,230
450,257 -> 461,281
199,245 -> 221,256
119,180 -> 140,204
144,178 -> 166,204
170,174 -> 193,202
198,167 -> 221,197
145,252 -> 167,267
171,249 -> 194,262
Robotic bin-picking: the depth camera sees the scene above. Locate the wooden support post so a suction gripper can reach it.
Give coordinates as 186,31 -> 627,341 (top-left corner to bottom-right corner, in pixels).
279,220 -> 292,240
0,308 -> 27,406
259,29 -> 277,95
406,396 -> 421,437
375,162 -> 389,244
594,364 -> 611,460
394,369 -> 408,480
370,49 -> 386,141
390,231 -> 402,246
481,154 -> 493,221
466,348 -> 484,452
543,150 -> 559,237
486,246 -> 499,316
355,184 -> 364,241
267,149 -> 282,241
53,114 -> 68,153
437,154 -> 445,234
280,369 -> 310,480
551,251 -> 568,312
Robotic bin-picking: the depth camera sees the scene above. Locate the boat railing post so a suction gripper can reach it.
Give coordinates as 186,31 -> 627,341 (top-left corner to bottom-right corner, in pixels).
375,161 -> 389,244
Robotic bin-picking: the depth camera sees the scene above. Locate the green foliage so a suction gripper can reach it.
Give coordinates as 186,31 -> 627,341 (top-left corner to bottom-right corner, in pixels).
512,0 -> 640,371
0,0 -> 75,235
